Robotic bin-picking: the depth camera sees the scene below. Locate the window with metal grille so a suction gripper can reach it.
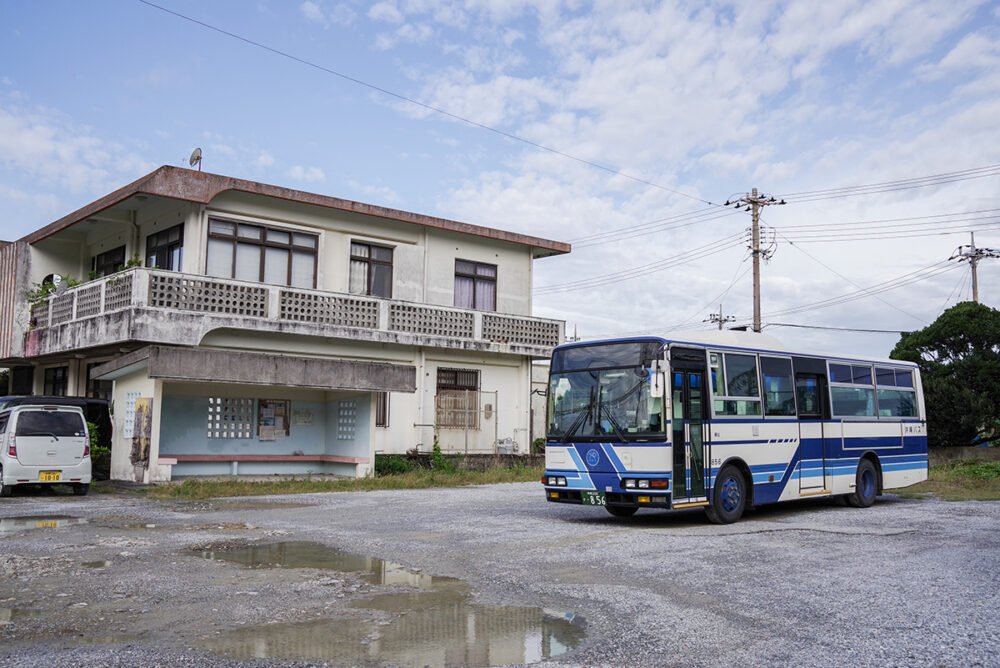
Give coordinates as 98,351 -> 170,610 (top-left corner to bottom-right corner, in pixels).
206,397 -> 255,439
436,368 -> 480,429
375,392 -> 390,428
205,219 -> 318,288
349,242 -> 393,298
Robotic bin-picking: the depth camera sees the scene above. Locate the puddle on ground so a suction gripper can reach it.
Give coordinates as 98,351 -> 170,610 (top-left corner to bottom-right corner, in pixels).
0,516 -> 88,534
198,541 -> 585,667
82,560 -> 111,569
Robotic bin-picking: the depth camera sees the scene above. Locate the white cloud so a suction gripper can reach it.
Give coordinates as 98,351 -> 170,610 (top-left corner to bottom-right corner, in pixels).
0,101 -> 154,195
300,1 -> 325,25
369,1 -> 404,25
255,152 -> 275,167
287,165 -> 326,183
300,1 -> 356,28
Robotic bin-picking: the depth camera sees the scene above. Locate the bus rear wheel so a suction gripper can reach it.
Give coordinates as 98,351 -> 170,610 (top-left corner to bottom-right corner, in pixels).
847,459 -> 878,508
605,505 -> 637,518
706,465 -> 746,524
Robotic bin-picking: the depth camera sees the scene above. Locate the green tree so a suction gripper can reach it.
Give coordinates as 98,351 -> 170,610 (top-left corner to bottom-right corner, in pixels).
890,301 -> 1000,448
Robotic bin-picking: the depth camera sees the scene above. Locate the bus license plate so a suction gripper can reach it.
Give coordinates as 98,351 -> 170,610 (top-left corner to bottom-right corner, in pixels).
40,471 -> 60,482
581,490 -> 606,506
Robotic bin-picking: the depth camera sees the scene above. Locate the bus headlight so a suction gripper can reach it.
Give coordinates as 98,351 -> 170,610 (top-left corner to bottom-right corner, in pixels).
638,479 -> 650,489
624,479 -> 637,489
546,476 -> 568,486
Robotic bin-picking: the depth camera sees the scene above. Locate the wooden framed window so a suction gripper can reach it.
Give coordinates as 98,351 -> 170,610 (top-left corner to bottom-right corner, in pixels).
454,260 -> 496,311
349,242 -> 393,298
206,219 -> 318,288
92,245 -> 126,278
145,223 -> 184,271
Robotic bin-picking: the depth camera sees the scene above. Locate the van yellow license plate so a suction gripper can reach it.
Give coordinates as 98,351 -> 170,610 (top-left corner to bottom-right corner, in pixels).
39,471 -> 60,482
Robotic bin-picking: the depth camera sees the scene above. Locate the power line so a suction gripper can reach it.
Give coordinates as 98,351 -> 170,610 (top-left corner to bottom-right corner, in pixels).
743,260 -> 959,320
570,207 -> 740,247
770,229 -> 929,323
777,222 -> 1000,244
777,163 -> 1000,203
136,0 -> 715,206
534,233 -> 745,294
765,322 -> 908,334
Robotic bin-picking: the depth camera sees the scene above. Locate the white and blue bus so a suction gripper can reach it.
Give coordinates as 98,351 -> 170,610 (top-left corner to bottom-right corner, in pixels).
542,331 -> 927,523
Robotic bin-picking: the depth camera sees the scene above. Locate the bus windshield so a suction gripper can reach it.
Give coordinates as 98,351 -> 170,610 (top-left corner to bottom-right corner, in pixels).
547,365 -> 664,442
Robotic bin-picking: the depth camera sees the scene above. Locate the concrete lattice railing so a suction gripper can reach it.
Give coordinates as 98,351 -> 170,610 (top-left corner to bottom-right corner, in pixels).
29,267 -> 563,349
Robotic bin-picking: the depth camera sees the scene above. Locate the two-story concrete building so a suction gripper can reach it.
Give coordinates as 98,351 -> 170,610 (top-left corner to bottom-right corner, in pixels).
0,166 -> 568,482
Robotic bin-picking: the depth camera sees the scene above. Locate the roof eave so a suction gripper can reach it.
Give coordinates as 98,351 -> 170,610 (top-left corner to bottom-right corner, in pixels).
20,166 -> 571,255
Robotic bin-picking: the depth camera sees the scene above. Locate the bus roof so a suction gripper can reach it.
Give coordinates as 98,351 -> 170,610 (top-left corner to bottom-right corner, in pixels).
556,330 -> 917,367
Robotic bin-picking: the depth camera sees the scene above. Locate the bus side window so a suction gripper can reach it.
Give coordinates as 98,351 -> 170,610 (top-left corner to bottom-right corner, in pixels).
761,357 -> 795,416
796,376 -> 820,416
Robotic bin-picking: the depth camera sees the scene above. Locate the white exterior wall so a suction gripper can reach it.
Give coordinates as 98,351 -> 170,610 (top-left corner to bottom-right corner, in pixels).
108,368 -> 160,482
200,329 -> 533,455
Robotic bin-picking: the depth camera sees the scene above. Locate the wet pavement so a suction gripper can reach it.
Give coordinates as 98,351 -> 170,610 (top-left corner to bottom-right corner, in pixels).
1,484 -> 999,667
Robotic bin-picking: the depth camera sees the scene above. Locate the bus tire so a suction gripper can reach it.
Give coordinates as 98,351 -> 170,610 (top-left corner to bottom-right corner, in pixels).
847,459 -> 878,508
605,505 -> 637,518
706,465 -> 746,524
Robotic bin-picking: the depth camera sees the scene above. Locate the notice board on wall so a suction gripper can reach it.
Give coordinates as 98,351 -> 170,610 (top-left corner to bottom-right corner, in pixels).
258,399 -> 290,441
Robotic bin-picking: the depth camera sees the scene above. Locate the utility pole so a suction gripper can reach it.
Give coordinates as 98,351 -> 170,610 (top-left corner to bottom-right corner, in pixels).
704,304 -> 736,330
724,189 -> 785,332
950,232 -> 1000,303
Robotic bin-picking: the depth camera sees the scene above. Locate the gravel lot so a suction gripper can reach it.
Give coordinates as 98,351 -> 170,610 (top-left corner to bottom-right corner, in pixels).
1,483 -> 998,667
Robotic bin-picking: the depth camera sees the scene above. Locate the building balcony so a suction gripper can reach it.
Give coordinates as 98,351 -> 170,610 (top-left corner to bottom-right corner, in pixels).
24,267 -> 563,359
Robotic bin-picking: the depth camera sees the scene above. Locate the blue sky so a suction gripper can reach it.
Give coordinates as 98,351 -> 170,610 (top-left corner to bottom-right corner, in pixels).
2,0 -> 999,358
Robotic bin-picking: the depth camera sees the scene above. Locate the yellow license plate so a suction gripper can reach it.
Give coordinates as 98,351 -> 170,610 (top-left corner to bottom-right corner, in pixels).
39,471 -> 60,482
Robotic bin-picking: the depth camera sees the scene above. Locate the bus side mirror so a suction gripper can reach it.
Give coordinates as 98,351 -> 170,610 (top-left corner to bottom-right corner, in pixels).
649,364 -> 664,398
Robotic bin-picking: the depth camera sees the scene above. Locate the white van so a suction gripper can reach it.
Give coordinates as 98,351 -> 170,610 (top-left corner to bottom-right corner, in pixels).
0,405 -> 91,497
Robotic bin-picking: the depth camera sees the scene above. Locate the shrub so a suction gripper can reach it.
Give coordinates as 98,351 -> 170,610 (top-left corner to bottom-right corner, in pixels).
375,455 -> 415,476
532,437 -> 545,454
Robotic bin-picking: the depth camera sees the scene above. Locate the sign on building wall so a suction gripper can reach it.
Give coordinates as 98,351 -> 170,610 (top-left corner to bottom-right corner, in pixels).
258,399 -> 289,441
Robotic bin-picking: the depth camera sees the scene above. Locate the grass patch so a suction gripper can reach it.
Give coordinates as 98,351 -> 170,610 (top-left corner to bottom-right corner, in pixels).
891,459 -> 1000,501
146,466 -> 544,500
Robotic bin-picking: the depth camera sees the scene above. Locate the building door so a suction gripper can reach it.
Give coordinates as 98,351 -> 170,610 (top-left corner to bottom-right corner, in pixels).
672,370 -> 708,501
796,373 -> 827,492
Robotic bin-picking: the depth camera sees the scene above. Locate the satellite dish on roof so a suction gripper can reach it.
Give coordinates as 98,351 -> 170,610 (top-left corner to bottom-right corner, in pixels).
189,147 -> 202,171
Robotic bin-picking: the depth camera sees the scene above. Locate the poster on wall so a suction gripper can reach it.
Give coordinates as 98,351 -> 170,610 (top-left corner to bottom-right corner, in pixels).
130,397 -> 152,482
258,399 -> 290,441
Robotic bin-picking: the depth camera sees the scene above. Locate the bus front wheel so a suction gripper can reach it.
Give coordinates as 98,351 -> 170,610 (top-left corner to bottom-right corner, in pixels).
706,465 -> 746,524
847,459 -> 878,508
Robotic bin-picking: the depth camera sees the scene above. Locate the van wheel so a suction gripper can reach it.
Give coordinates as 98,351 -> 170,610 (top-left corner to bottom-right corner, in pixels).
847,459 -> 878,508
0,469 -> 11,497
73,483 -> 89,496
